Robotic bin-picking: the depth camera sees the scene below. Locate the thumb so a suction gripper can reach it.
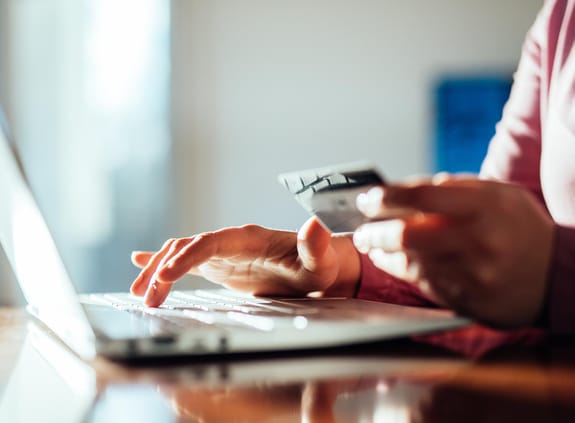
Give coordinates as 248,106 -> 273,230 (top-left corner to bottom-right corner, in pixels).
297,216 -> 332,272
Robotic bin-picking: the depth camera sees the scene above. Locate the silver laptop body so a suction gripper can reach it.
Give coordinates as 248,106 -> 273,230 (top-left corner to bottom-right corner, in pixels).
0,114 -> 469,360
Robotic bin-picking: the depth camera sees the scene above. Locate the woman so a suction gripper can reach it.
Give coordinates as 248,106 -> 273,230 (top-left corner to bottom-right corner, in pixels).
131,0 -> 575,336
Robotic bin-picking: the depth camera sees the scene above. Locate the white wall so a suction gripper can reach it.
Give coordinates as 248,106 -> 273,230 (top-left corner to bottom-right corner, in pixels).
0,0 -> 172,294
170,0 -> 543,235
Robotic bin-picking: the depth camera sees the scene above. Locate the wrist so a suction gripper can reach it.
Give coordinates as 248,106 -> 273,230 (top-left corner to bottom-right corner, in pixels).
323,234 -> 361,297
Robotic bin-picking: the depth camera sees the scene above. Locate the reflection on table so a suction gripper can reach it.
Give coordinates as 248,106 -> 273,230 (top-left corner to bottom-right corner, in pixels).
1,309 -> 575,422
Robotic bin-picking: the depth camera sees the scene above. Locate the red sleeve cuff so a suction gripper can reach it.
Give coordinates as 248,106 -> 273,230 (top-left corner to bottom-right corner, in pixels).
547,224 -> 575,335
356,254 -> 436,307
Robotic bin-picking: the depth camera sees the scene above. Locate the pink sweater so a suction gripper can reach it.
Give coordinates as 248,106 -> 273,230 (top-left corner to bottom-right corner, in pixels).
357,0 -> 575,336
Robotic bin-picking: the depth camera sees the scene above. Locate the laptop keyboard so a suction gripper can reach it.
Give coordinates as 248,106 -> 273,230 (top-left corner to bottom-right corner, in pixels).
82,289 -> 313,332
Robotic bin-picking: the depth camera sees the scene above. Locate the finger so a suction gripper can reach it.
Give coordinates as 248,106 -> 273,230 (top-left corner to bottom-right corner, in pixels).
356,187 -> 416,220
354,220 -> 404,254
153,237 -> 196,282
358,182 -> 486,219
131,251 -> 153,268
157,225 -> 272,282
353,216 -> 464,255
365,248 -> 458,307
144,238 -> 195,306
130,239 -> 177,296
156,233 -> 224,282
401,216 -> 464,253
296,216 -> 331,272
416,255 -> 471,310
365,249 -> 448,306
144,278 -> 174,307
383,183 -> 484,217
366,249 -> 420,283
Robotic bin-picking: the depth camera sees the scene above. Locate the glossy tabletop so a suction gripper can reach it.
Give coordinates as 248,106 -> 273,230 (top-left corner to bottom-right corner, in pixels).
1,308 -> 575,422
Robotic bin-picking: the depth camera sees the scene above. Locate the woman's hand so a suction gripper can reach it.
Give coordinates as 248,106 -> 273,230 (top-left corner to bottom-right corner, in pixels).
352,176 -> 555,328
130,216 -> 361,307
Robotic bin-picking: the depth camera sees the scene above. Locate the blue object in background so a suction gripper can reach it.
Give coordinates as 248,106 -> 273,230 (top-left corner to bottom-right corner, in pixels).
434,76 -> 512,173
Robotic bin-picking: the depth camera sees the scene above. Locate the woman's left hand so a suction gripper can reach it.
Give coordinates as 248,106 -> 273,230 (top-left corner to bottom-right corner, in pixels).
352,176 -> 555,328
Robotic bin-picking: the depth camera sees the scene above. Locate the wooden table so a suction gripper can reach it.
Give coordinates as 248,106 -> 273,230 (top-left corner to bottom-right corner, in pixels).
1,307 -> 574,422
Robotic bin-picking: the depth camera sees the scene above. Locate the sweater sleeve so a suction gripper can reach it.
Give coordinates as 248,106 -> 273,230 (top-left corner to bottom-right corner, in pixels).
547,225 -> 575,334
355,254 -> 436,308
479,0 -> 551,203
480,1 -> 575,335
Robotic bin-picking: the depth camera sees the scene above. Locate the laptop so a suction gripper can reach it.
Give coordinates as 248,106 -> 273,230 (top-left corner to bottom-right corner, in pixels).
0,113 -> 470,361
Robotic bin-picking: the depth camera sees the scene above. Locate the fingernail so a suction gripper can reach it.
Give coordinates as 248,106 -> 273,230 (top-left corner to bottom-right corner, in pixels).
353,227 -> 370,253
144,281 -> 159,304
356,187 -> 384,217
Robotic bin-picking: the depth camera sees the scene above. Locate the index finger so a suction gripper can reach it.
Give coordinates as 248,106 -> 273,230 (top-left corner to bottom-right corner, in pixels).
157,225 -> 275,282
379,180 -> 488,218
130,238 -> 192,297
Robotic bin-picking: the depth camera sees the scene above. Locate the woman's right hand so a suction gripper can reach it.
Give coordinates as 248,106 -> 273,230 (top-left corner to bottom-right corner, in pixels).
130,216 -> 361,307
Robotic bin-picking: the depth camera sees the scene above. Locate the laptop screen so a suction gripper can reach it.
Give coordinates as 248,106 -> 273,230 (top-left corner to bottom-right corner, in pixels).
0,115 -> 95,350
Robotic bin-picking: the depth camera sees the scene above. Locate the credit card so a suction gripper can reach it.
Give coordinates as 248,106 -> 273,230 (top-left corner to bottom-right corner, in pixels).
278,161 -> 385,233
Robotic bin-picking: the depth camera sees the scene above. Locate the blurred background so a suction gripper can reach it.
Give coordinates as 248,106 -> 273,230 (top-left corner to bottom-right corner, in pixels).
0,0 -> 542,303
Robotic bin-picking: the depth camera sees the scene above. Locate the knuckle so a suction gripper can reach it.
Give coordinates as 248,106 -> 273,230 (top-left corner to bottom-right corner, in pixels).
162,238 -> 176,249
476,230 -> 505,257
240,223 -> 261,232
408,185 -> 431,203
475,264 -> 497,287
240,223 -> 264,235
238,224 -> 266,239
490,183 -> 520,213
195,231 -> 215,243
172,238 -> 189,250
